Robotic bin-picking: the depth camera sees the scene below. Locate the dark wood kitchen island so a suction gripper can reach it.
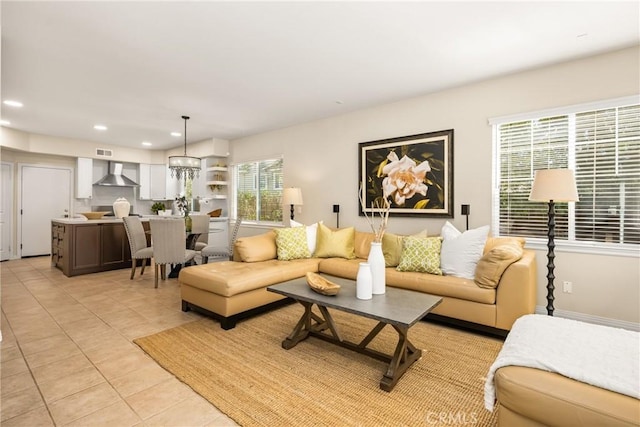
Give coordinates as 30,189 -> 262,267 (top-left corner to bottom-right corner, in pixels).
51,218 -> 146,277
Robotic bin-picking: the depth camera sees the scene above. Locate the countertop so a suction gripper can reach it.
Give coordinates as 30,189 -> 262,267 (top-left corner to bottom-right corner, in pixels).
52,215 -> 229,224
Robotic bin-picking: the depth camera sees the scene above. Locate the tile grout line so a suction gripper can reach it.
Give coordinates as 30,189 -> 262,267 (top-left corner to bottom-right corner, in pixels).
3,258 -> 216,426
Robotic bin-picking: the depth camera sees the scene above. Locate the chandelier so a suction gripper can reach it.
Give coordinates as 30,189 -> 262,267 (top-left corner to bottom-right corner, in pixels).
168,115 -> 201,180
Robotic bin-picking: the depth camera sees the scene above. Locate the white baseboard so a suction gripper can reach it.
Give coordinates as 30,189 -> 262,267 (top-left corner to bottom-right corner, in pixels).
535,306 -> 640,332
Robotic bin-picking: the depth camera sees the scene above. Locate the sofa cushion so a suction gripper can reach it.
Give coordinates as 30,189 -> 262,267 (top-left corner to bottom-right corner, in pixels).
382,229 -> 428,267
235,231 -> 277,262
397,236 -> 443,275
275,227 -> 311,260
354,231 -> 376,259
440,221 -> 490,279
179,259 -> 320,297
317,258 -> 496,304
475,243 -> 524,289
484,236 -> 525,254
290,220 -> 321,255
386,268 -> 496,304
314,223 -> 356,259
318,258 -> 363,280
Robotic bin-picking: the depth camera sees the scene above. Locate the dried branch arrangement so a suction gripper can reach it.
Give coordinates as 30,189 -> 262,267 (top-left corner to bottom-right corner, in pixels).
359,187 -> 391,243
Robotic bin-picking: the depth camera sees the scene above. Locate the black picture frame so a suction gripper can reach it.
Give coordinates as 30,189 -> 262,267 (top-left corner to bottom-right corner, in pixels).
358,129 -> 454,217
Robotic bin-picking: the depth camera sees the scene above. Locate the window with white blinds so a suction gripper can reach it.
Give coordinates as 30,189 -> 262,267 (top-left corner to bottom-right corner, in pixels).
233,158 -> 284,224
494,100 -> 640,249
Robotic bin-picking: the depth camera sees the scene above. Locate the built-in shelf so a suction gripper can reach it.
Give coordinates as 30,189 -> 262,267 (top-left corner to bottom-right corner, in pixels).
207,181 -> 228,186
207,166 -> 228,172
210,195 -> 227,199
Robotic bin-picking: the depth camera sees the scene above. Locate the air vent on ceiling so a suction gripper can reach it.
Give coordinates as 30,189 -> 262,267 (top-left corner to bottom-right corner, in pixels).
96,148 -> 113,157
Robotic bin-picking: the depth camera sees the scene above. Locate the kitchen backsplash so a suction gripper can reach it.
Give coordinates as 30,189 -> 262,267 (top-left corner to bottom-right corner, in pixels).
72,186 -> 168,215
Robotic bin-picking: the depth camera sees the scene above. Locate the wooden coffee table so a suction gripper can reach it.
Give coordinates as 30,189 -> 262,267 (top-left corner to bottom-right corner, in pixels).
268,276 -> 442,391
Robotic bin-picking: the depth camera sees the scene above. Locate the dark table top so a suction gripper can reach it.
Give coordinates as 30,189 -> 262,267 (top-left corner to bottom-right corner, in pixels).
268,275 -> 442,328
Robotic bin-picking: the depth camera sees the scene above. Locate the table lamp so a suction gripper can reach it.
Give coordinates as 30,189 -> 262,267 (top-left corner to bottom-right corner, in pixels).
283,187 -> 303,221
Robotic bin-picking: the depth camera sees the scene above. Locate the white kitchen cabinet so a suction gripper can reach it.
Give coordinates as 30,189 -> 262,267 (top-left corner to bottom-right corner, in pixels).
191,158 -> 208,198
150,164 -> 166,200
208,218 -> 229,247
138,164 -> 151,200
75,157 -> 93,199
140,164 -> 171,200
166,165 -> 181,200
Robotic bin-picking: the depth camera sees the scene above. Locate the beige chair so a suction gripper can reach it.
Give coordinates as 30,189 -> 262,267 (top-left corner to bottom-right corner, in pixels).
201,217 -> 242,263
149,218 -> 196,288
123,216 -> 153,280
190,214 -> 210,252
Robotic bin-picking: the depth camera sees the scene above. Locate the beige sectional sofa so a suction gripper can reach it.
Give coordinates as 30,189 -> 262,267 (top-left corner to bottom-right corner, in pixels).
180,228 -> 536,332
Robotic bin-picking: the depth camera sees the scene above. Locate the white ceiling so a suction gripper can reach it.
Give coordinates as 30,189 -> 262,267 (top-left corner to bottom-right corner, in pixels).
1,1 -> 638,151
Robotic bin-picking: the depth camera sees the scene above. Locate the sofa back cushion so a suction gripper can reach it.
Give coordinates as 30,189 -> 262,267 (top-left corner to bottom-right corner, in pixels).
354,231 -> 376,259
475,242 -> 524,289
314,223 -> 356,259
483,236 -> 525,254
234,231 -> 277,262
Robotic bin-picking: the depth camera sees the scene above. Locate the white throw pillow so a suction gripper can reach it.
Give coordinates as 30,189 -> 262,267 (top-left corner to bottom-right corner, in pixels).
290,220 -> 322,255
440,221 -> 490,279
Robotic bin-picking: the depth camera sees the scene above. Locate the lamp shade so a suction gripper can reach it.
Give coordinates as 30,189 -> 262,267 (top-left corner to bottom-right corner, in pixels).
283,187 -> 303,205
529,169 -> 579,202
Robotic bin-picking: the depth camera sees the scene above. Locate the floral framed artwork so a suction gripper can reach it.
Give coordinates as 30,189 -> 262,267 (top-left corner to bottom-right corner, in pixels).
358,129 -> 454,217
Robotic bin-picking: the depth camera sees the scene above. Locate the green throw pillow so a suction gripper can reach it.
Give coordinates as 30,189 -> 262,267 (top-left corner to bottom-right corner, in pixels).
274,227 -> 310,261
396,236 -> 443,275
382,229 -> 428,267
313,223 -> 356,259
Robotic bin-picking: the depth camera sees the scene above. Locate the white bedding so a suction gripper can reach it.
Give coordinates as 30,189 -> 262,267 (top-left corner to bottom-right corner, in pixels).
484,314 -> 640,411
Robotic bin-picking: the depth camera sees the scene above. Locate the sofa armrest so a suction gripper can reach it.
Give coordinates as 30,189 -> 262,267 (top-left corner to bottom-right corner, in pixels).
495,250 -> 537,330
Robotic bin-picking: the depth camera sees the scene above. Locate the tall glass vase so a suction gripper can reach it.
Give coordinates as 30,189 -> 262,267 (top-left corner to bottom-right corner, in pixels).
367,242 -> 386,295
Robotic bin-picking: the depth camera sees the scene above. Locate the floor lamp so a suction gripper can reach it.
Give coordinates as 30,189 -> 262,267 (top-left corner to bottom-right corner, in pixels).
283,187 -> 303,221
529,169 -> 579,316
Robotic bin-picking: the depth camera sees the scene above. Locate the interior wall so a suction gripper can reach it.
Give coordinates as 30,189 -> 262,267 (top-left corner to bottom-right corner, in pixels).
230,46 -> 640,324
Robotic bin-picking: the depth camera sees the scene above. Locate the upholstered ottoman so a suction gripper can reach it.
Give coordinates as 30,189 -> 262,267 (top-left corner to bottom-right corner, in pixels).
179,259 -> 320,329
494,366 -> 639,426
485,315 -> 639,427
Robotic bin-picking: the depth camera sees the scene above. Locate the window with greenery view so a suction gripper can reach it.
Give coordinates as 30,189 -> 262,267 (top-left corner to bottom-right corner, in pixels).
234,158 -> 284,224
494,100 -> 639,249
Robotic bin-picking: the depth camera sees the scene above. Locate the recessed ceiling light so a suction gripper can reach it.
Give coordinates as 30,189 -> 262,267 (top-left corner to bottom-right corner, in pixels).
3,100 -> 23,108
0,120 -> 10,126
171,132 -> 181,137
93,124 -> 108,131
142,141 -> 152,146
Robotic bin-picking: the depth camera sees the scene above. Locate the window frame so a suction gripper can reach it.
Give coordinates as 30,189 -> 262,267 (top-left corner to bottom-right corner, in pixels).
231,156 -> 284,227
491,95 -> 640,258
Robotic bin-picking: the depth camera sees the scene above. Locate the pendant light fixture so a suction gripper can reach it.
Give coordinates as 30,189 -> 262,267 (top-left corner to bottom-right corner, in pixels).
168,115 -> 201,180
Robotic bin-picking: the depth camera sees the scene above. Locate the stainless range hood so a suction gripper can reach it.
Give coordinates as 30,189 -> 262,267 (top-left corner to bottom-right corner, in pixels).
94,162 -> 140,187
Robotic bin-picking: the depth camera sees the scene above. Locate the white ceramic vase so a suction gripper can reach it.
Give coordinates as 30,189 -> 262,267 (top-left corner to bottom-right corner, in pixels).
113,197 -> 130,219
356,262 -> 372,300
368,241 -> 386,295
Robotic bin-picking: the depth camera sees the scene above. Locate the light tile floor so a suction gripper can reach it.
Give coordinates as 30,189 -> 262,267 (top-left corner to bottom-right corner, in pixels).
0,256 -> 238,426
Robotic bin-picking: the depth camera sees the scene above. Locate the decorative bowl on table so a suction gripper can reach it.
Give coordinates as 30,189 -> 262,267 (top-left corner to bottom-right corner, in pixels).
79,211 -> 110,220
306,272 -> 340,296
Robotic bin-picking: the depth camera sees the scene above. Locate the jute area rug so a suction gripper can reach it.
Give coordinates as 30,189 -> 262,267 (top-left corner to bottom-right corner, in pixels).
134,304 -> 503,427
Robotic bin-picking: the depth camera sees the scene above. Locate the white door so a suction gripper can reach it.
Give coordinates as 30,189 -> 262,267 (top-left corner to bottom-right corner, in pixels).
1,162 -> 13,261
21,165 -> 72,257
